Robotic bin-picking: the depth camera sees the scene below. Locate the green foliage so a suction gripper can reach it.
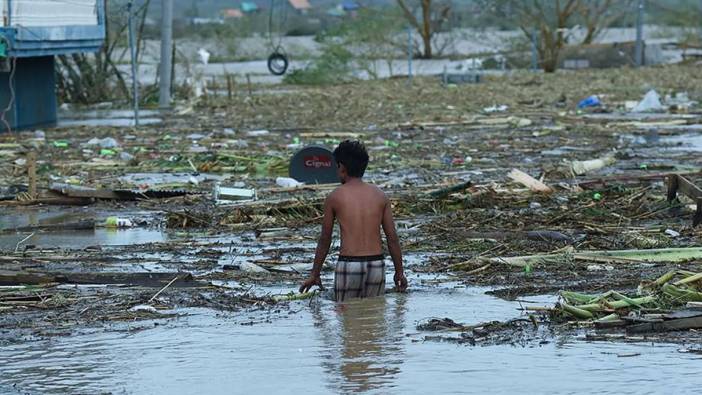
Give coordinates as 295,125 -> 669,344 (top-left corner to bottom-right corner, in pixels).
286,9 -> 406,85
284,42 -> 354,85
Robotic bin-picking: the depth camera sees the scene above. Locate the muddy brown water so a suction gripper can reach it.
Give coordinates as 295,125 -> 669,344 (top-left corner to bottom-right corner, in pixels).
0,281 -> 699,394
0,208 -> 168,250
2,128 -> 702,393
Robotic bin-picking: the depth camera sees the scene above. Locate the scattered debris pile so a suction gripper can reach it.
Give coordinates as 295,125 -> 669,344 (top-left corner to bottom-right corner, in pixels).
554,270 -> 702,333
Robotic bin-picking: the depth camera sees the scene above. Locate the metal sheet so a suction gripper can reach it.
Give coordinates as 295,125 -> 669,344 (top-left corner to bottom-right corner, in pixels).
4,0 -> 98,27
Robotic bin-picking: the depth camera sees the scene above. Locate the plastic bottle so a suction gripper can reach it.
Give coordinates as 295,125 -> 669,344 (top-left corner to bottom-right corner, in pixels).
105,216 -> 133,228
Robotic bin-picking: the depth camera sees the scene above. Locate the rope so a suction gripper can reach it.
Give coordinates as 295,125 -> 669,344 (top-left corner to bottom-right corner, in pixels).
267,0 -> 288,54
0,53 -> 17,134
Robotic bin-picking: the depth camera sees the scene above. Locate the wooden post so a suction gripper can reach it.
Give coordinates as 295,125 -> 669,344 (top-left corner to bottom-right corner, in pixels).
666,173 -> 702,227
246,73 -> 252,97
27,151 -> 37,200
667,174 -> 679,202
226,75 -> 233,101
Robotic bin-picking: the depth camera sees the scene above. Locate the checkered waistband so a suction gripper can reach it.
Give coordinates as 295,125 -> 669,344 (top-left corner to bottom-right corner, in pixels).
337,255 -> 384,262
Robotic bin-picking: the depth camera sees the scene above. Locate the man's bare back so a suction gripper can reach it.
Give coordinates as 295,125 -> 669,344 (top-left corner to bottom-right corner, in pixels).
330,181 -> 386,256
299,140 -> 407,299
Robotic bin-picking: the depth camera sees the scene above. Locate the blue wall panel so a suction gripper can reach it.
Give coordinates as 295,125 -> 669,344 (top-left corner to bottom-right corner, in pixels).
0,56 -> 57,130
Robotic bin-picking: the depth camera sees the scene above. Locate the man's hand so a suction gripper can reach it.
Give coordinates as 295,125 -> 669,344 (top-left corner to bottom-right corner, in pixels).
394,271 -> 408,292
299,275 -> 324,293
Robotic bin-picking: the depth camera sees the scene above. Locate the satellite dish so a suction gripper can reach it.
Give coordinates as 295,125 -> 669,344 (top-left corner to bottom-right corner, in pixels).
289,146 -> 339,184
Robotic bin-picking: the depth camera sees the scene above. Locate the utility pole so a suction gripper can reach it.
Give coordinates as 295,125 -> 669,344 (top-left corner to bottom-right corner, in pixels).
159,0 -> 173,109
531,27 -> 538,71
634,0 -> 644,68
407,25 -> 412,85
128,1 -> 139,126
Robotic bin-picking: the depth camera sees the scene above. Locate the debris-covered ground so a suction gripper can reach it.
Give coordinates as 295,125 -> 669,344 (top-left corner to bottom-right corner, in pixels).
2,64 -> 702,392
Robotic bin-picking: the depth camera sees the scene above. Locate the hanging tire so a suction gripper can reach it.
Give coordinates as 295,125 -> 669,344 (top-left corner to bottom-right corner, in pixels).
267,52 -> 289,76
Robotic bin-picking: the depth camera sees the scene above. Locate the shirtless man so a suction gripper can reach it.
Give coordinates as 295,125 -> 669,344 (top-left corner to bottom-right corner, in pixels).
299,140 -> 408,301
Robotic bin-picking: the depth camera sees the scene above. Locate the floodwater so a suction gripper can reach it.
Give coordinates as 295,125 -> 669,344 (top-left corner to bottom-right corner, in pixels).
0,207 -> 167,250
663,133 -> 702,152
0,279 -> 700,394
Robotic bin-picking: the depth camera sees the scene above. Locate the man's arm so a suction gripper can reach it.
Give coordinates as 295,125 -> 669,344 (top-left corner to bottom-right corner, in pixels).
299,194 -> 335,293
382,196 -> 407,292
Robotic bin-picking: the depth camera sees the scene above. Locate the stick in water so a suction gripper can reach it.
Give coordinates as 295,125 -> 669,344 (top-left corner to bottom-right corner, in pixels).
15,232 -> 35,253
149,275 -> 180,303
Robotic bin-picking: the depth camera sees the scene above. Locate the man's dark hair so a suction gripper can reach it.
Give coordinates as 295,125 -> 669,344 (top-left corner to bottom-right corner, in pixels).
333,140 -> 369,178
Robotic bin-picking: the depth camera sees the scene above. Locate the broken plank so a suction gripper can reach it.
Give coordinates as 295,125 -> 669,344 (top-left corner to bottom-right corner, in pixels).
0,271 -> 198,287
628,315 -> 702,333
507,169 -> 553,193
426,181 -> 472,199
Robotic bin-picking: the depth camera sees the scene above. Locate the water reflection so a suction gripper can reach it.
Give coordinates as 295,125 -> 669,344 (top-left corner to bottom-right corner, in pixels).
313,295 -> 407,393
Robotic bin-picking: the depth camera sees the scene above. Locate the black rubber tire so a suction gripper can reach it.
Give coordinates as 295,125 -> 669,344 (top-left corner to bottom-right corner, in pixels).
267,52 -> 289,76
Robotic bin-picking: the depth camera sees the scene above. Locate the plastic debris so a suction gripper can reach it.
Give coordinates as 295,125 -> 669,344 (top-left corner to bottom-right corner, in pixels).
119,151 -> 135,161
571,155 -> 616,175
239,261 -> 269,273
247,130 -> 270,137
577,95 -> 600,109
665,229 -> 681,238
632,90 -> 664,113
276,177 -> 304,188
197,48 -> 211,65
483,104 -> 509,113
128,304 -> 158,313
105,217 -> 134,228
587,264 -> 614,271
213,184 -> 256,203
86,137 -> 119,148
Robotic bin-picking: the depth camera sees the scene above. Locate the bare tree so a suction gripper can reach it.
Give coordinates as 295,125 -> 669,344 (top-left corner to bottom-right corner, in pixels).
56,0 -> 151,104
396,0 -> 451,59
486,0 -> 631,72
579,0 -> 632,44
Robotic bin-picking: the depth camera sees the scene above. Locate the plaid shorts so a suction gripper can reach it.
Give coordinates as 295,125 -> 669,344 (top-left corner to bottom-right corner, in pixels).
334,255 -> 386,302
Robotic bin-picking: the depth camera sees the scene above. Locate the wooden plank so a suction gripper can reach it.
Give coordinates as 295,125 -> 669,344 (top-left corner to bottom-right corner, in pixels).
662,316 -> 702,331
628,315 -> 702,333
50,183 -> 121,199
27,151 -> 37,200
577,171 -> 702,189
507,169 -> 553,193
663,309 -> 702,320
676,175 -> 702,200
0,271 -> 197,287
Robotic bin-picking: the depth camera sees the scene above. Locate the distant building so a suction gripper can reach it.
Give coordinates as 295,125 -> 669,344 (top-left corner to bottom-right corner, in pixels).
287,0 -> 312,15
241,1 -> 260,14
222,9 -> 244,19
326,6 -> 345,17
341,0 -> 359,17
342,0 -> 360,11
